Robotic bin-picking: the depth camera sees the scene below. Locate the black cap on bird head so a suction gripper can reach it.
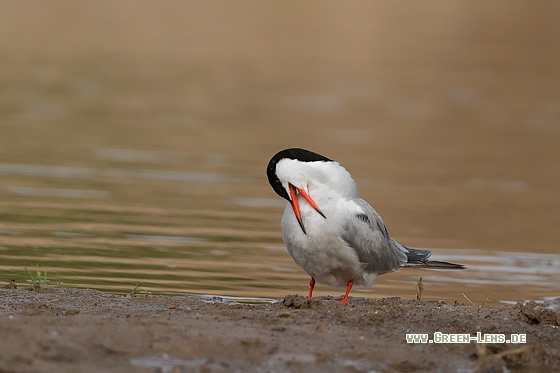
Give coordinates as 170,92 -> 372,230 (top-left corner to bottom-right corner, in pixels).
266,148 -> 331,234
266,148 -> 332,200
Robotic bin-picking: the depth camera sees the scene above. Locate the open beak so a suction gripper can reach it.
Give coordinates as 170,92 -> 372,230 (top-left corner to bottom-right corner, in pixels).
288,183 -> 326,234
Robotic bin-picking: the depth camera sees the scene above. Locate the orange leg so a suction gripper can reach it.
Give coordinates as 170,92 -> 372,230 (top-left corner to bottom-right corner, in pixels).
339,280 -> 354,304
308,277 -> 316,299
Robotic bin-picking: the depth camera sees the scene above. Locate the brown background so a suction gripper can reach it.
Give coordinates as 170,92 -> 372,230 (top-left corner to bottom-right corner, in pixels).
1,1 -> 559,303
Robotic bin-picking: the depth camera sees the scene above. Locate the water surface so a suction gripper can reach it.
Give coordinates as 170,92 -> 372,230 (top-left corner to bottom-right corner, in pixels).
1,2 -> 559,305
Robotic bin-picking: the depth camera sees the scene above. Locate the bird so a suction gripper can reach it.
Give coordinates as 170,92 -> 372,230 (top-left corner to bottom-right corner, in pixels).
266,147 -> 465,304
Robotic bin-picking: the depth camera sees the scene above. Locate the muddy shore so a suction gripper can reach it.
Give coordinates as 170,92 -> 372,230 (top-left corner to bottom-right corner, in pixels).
0,285 -> 558,372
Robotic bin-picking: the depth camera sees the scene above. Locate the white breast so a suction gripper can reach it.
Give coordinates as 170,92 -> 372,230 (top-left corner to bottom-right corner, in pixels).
281,191 -> 378,289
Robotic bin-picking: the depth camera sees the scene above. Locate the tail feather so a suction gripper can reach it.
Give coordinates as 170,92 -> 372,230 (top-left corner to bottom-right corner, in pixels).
394,240 -> 466,269
405,247 -> 432,261
405,260 -> 466,270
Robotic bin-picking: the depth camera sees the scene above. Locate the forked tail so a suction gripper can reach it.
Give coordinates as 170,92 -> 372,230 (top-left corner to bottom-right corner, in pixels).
392,239 -> 466,269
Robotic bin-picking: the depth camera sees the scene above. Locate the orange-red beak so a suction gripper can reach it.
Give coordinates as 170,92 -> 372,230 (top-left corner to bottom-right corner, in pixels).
288,183 -> 326,234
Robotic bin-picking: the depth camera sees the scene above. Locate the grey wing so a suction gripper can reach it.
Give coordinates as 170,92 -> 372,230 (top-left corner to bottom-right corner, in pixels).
341,199 -> 408,274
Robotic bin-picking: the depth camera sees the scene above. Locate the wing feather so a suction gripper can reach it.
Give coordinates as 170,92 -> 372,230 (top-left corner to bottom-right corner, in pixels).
341,199 -> 407,274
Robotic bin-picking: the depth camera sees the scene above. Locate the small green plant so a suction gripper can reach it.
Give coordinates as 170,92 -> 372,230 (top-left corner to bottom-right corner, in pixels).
25,265 -> 47,285
480,291 -> 489,307
413,276 -> 423,301
130,281 -> 151,297
462,292 -> 489,307
25,265 -> 61,287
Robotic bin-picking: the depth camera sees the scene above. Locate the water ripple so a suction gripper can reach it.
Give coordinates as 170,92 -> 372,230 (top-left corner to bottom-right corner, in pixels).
0,163 -> 250,184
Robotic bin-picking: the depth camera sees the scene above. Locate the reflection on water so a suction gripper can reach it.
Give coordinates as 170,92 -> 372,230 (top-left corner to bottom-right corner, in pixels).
1,2 -> 559,305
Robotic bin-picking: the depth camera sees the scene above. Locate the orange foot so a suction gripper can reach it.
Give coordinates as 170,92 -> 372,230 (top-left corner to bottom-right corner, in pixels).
308,277 -> 315,299
339,280 -> 354,304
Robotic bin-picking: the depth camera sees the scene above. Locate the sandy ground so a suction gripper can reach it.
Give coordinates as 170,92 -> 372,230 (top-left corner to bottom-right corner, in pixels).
0,285 -> 558,373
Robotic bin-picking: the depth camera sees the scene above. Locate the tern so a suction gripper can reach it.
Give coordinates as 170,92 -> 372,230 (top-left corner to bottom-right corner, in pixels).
267,148 -> 465,304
